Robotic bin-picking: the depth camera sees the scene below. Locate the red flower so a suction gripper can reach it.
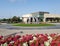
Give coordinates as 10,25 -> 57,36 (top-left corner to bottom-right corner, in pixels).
1,39 -> 6,44
50,33 -> 56,38
18,44 -> 21,46
14,40 -> 19,45
57,43 -> 60,46
35,40 -> 39,46
13,35 -> 21,41
0,36 -> 3,39
40,44 -> 44,46
30,42 -> 35,46
51,43 -> 56,46
8,43 -> 13,46
15,35 -> 21,39
51,40 -> 57,46
43,36 -> 48,41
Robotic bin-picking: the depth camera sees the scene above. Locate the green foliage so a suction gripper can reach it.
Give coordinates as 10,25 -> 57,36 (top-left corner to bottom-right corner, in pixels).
0,16 -> 22,23
12,23 -> 55,26
11,16 -> 22,23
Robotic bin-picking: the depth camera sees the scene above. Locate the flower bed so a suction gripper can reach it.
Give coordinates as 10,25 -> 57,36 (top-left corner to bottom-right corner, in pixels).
0,33 -> 60,46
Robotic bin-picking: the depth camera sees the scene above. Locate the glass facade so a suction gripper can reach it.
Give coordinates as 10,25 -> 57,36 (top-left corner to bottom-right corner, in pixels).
39,13 -> 44,22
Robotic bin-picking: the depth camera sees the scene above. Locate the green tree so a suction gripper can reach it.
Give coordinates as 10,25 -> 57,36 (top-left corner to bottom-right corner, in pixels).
7,18 -> 12,23
11,16 -> 22,23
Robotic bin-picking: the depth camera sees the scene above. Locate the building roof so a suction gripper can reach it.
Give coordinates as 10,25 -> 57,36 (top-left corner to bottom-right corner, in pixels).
22,11 -> 49,17
31,11 -> 49,14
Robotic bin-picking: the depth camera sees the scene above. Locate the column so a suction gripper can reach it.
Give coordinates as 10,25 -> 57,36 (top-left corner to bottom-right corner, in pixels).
28,17 -> 30,24
33,17 -> 35,24
43,17 -> 46,22
22,17 -> 24,22
35,17 -> 39,24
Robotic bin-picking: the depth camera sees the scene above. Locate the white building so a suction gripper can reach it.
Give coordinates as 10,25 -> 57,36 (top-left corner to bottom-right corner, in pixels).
22,12 -> 60,24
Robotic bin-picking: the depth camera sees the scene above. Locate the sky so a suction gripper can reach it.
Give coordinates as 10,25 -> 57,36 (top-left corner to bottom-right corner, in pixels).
0,0 -> 60,18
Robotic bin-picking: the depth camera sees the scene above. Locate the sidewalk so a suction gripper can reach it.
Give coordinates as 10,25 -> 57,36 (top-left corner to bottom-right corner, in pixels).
0,28 -> 60,36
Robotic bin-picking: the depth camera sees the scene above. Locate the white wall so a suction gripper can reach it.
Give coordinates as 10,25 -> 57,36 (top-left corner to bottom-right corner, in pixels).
22,13 -> 39,23
22,14 -> 32,17
44,14 -> 60,18
22,14 -> 32,23
43,14 -> 60,22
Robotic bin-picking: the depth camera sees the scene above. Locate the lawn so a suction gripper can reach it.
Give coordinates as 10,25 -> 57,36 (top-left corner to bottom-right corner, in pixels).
12,23 -> 55,26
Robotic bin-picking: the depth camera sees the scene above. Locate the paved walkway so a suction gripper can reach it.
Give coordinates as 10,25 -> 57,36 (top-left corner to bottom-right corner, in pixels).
0,28 -> 60,36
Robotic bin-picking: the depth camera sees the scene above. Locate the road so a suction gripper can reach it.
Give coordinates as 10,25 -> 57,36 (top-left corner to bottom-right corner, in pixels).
0,23 -> 60,36
0,23 -> 60,30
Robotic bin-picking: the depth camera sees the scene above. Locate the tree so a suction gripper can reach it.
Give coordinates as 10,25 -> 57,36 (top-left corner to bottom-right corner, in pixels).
7,18 -> 12,23
0,16 -> 22,23
2,18 -> 6,21
11,16 -> 22,23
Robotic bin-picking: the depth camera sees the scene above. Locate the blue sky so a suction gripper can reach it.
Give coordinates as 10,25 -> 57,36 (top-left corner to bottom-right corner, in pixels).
0,0 -> 60,18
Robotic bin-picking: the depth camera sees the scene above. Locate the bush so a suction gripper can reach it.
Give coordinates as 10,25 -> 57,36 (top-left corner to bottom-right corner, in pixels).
0,33 -> 60,46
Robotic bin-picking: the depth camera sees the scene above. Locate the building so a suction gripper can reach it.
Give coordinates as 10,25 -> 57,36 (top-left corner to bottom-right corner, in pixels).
22,11 -> 60,24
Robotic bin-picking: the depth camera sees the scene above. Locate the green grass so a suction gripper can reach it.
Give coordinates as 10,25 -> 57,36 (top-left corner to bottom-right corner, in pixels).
12,23 -> 55,27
